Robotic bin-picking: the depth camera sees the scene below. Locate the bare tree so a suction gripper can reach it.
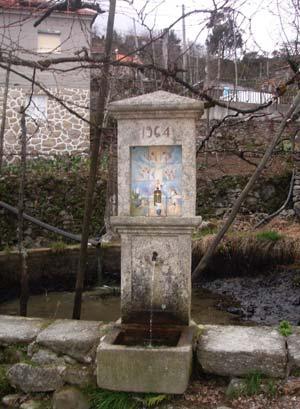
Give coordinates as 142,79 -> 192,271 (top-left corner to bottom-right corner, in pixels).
192,90 -> 300,281
18,106 -> 29,316
72,0 -> 117,319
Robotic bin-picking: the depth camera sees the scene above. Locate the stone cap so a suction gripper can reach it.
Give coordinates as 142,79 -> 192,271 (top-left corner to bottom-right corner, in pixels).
111,216 -> 202,234
109,91 -> 204,119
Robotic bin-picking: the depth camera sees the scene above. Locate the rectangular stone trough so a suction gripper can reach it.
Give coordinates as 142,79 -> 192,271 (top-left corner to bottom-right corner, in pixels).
97,325 -> 195,394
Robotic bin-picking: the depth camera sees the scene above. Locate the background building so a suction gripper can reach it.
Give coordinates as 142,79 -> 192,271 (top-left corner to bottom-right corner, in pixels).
0,0 -> 94,162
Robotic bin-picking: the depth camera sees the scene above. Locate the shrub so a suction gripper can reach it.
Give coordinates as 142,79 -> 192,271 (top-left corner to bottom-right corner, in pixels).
279,320 -> 293,337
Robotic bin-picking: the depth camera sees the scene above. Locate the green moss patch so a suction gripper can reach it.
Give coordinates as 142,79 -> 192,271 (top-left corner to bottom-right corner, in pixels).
0,365 -> 13,398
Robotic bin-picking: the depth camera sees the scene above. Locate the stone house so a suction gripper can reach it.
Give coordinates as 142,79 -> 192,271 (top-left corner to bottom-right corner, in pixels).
0,0 -> 95,162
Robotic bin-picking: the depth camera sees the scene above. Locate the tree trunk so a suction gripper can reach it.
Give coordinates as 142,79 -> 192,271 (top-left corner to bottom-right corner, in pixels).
0,60 -> 11,172
18,108 -> 29,316
217,42 -> 221,82
192,90 -> 300,281
72,0 -> 116,320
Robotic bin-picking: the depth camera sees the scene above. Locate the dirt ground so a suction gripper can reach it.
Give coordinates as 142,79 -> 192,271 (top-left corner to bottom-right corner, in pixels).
167,378 -> 300,409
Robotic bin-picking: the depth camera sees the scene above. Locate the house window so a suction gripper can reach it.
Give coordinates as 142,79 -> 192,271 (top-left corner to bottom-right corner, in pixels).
37,32 -> 61,53
26,95 -> 47,120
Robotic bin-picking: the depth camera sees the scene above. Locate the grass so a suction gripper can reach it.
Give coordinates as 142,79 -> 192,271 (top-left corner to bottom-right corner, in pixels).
292,273 -> 300,287
192,230 -> 294,276
50,241 -> 68,253
278,320 -> 293,337
266,379 -> 277,398
244,371 -> 263,396
226,372 -> 276,399
192,225 -> 218,240
2,244 -> 13,255
256,230 -> 283,242
83,386 -> 169,409
0,366 -> 13,398
291,368 -> 300,377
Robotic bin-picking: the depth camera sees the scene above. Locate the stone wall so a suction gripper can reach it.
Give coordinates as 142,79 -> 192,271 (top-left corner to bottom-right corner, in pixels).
0,316 -> 300,407
0,315 -> 109,408
0,160 -> 106,250
0,245 -> 120,300
197,172 -> 292,218
1,86 -> 90,163
196,117 -> 299,152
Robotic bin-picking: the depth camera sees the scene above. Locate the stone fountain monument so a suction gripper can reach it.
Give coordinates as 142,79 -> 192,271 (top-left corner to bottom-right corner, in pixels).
97,91 -> 203,394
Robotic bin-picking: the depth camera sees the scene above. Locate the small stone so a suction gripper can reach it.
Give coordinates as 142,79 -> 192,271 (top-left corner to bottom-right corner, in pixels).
31,348 -> 65,365
217,406 -> 233,409
226,307 -> 243,315
215,208 -> 226,217
53,386 -> 90,409
63,355 -> 77,365
0,316 -> 45,345
280,209 -> 295,218
226,378 -> 245,397
1,394 -> 22,407
20,400 -> 44,409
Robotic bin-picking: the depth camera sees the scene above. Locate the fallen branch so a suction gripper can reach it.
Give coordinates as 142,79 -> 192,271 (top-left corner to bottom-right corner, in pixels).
0,200 -> 100,246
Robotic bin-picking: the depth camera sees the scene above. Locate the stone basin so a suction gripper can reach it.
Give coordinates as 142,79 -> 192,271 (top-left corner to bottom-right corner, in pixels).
97,324 -> 195,394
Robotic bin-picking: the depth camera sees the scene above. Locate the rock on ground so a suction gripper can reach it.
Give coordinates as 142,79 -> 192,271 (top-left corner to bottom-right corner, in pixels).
197,325 -> 287,378
53,386 -> 90,409
31,348 -> 65,365
1,394 -> 23,407
226,378 -> 245,397
36,320 -> 102,363
7,363 -> 65,392
63,365 -> 95,387
20,400 -> 45,409
0,316 -> 45,345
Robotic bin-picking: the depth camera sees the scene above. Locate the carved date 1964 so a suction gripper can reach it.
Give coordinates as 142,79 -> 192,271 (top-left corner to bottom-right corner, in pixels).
142,126 -> 171,138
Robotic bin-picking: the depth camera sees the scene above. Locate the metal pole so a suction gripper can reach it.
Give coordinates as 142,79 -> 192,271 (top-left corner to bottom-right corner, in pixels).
182,4 -> 187,82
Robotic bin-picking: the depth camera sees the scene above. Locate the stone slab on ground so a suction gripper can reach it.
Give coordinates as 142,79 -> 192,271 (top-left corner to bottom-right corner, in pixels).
36,319 -> 102,363
287,328 -> 300,370
7,363 -> 65,392
0,315 -> 46,345
197,325 -> 287,378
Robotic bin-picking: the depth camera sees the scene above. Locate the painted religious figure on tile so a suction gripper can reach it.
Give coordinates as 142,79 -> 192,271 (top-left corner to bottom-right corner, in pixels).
130,145 -> 183,217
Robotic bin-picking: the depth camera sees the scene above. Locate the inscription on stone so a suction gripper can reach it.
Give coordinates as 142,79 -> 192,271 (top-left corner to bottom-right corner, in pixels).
142,126 -> 171,139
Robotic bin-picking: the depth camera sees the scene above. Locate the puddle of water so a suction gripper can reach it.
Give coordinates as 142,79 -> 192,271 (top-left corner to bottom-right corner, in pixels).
192,288 -> 242,325
0,288 -> 242,325
0,291 -> 121,322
